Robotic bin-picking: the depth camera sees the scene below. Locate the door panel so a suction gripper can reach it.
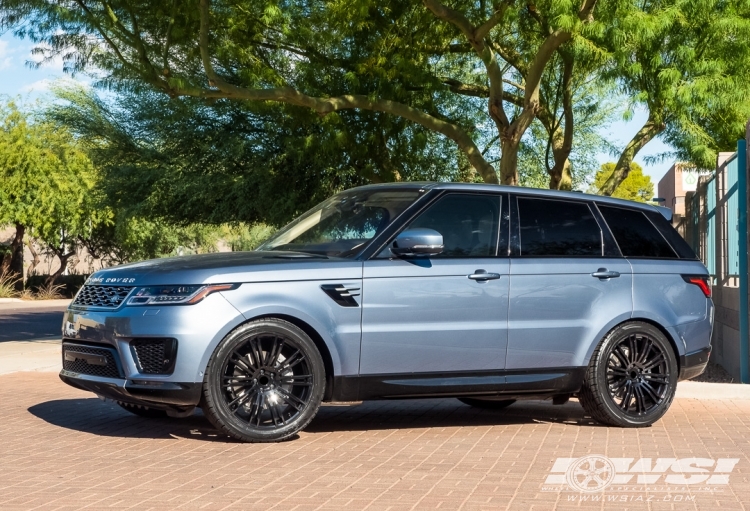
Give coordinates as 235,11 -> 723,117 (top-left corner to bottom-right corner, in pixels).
507,258 -> 632,369
361,258 -> 509,374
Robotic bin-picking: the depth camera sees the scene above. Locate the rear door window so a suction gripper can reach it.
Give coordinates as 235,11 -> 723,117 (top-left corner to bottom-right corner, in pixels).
517,198 -> 602,256
598,205 -> 677,259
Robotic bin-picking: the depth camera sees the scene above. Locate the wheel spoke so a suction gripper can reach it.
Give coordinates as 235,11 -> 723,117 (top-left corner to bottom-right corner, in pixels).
640,380 -> 661,404
637,339 -> 653,365
642,373 -> 669,384
607,366 -> 628,375
267,338 -> 285,368
251,338 -> 266,369
628,335 -> 638,364
634,385 -> 646,414
279,349 -> 305,371
228,386 -> 257,412
619,382 -> 633,411
276,387 -> 307,411
643,353 -> 666,371
246,390 -> 264,426
269,399 -> 284,426
280,374 -> 313,386
230,352 -> 255,375
613,347 -> 629,367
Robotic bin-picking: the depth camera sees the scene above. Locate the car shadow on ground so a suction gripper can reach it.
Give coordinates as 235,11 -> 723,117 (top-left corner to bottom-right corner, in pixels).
28,396 -> 602,442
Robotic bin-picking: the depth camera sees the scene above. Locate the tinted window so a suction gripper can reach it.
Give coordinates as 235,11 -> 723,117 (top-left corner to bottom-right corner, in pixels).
645,211 -> 698,259
598,205 -> 677,258
518,198 -> 602,256
407,194 -> 501,257
259,190 -> 419,257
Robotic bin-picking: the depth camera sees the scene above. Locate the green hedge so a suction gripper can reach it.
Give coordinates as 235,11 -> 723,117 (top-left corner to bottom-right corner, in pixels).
25,274 -> 88,297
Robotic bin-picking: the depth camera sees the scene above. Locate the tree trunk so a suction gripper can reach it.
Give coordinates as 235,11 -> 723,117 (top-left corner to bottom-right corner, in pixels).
548,157 -> 573,190
499,136 -> 521,185
8,223 -> 25,291
26,237 -> 40,277
46,251 -> 74,287
548,126 -> 573,190
598,116 -> 664,196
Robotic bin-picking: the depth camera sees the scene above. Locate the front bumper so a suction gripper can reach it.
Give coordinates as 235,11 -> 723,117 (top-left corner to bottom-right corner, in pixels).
60,369 -> 202,410
61,291 -> 244,383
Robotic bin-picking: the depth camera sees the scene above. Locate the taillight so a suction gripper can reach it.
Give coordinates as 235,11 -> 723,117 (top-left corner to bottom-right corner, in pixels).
682,275 -> 711,298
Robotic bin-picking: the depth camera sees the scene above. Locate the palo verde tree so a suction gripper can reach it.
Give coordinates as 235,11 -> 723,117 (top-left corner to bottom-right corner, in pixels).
595,0 -> 750,195
1,0 -> 608,187
0,100 -> 109,285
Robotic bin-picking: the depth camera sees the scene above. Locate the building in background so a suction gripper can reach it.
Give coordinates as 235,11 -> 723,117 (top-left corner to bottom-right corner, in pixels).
657,162 -> 713,220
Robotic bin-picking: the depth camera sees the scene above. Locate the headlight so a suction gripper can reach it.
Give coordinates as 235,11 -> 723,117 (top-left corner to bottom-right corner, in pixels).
126,284 -> 237,306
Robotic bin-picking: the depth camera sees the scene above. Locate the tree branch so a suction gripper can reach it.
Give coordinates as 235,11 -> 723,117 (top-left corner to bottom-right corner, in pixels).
598,114 -> 665,195
197,0 -> 499,183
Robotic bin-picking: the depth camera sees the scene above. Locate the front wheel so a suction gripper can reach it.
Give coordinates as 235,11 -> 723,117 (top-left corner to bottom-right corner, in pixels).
201,318 -> 326,442
579,321 -> 678,427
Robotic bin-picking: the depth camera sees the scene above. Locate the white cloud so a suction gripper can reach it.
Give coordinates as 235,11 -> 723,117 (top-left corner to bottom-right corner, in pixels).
20,78 -> 53,93
0,40 -> 13,70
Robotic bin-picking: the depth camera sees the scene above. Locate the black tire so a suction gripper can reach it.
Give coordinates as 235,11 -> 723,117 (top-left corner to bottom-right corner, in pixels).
458,397 -> 516,410
117,401 -> 169,418
579,321 -> 678,427
201,318 -> 326,443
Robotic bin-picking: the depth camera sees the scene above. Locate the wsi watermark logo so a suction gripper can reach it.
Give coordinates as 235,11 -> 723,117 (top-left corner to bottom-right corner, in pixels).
543,455 -> 739,494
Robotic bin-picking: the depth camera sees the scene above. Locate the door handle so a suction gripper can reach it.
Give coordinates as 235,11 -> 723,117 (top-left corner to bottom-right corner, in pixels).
468,269 -> 501,281
592,268 -> 620,279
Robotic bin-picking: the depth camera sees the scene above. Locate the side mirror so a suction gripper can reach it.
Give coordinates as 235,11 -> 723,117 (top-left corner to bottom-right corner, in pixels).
391,228 -> 444,257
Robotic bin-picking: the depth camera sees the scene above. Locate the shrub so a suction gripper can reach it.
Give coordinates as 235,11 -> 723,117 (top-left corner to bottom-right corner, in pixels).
25,274 -> 88,298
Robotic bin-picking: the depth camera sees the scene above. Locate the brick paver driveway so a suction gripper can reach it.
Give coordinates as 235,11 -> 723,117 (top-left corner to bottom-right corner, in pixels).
2,372 -> 750,511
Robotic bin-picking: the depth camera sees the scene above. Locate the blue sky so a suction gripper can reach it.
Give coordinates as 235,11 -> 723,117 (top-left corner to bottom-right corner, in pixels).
0,31 -> 675,185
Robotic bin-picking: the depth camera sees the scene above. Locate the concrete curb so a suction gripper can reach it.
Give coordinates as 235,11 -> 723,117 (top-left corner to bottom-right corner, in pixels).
0,299 -> 71,312
676,380 -> 750,400
0,298 -> 23,303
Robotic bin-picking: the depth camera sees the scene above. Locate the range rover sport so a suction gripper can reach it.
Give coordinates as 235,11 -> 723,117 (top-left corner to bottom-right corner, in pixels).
60,183 -> 713,442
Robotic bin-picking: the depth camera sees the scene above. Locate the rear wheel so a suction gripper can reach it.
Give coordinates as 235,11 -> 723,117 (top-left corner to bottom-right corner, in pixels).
201,318 -> 326,442
579,321 -> 678,427
458,397 -> 516,410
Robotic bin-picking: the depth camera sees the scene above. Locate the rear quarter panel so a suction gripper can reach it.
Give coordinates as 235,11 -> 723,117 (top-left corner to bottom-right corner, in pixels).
630,259 -> 713,354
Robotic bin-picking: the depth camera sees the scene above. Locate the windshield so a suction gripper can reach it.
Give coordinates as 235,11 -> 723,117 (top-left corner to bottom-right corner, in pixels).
258,189 -> 422,257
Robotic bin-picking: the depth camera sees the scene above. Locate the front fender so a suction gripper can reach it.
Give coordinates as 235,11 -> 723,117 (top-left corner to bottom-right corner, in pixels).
215,281 -> 362,377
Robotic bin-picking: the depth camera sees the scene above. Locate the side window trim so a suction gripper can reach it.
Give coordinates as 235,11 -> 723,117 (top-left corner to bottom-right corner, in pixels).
512,195 -> 605,258
373,191 -> 506,259
591,203 -> 623,257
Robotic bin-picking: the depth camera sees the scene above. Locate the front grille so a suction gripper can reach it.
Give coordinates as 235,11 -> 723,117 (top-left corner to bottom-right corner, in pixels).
72,285 -> 134,308
130,339 -> 178,374
62,343 -> 122,378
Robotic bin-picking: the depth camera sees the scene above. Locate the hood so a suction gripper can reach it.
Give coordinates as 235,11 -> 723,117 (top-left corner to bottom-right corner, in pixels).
87,251 -> 362,286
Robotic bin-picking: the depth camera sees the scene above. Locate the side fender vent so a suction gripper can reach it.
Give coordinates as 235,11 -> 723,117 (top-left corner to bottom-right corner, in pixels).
321,284 -> 360,307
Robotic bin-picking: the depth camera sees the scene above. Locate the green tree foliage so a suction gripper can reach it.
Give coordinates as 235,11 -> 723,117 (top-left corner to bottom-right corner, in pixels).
592,162 -> 653,202
1,0 -> 610,188
0,100 -> 108,284
596,0 -> 750,195
46,84 -> 462,227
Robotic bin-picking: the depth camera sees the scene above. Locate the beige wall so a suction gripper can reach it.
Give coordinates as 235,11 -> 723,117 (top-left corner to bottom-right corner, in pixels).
0,226 -> 105,280
657,162 -> 695,217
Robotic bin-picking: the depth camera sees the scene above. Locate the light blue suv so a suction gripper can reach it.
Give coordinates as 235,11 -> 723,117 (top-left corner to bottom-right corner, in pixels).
60,183 -> 713,442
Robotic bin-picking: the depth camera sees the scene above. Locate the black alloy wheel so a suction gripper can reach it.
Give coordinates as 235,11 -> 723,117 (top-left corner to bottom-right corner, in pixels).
579,321 -> 678,427
202,318 -> 325,442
